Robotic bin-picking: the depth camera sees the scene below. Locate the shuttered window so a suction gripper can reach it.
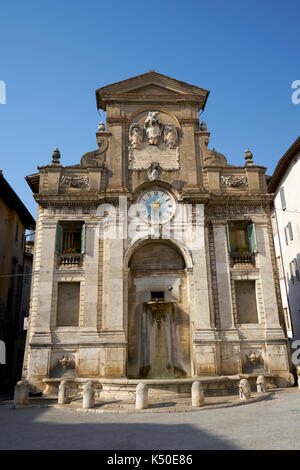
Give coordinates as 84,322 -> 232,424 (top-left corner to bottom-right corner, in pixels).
279,187 -> 287,210
55,222 -> 85,254
226,222 -> 257,253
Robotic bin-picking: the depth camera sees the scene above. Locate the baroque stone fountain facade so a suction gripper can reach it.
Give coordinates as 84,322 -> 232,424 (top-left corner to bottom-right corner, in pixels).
23,71 -> 293,398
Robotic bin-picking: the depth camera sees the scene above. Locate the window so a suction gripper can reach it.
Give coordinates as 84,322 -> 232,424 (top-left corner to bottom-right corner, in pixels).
290,259 -> 300,284
284,222 -> 293,245
151,291 -> 165,300
227,221 -> 257,254
55,222 -> 85,255
279,187 -> 287,210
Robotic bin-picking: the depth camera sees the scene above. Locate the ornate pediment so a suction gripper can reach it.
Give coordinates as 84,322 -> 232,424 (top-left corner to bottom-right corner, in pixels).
96,71 -> 209,110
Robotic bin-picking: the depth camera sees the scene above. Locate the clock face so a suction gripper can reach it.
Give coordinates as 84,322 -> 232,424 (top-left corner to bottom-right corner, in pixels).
139,190 -> 175,223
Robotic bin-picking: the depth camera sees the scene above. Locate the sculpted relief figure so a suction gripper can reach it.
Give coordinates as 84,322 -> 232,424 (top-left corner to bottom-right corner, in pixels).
147,162 -> 162,181
129,123 -> 144,149
144,111 -> 163,145
163,124 -> 178,149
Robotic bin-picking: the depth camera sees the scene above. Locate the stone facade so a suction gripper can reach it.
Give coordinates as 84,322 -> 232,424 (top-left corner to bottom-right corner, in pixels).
23,71 -> 291,392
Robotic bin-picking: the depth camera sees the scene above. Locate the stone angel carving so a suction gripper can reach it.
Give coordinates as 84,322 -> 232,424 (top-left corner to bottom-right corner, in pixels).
129,123 -> 144,149
163,124 -> 178,149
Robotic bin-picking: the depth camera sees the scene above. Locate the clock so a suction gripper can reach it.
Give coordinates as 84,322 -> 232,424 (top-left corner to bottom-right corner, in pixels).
138,189 -> 176,223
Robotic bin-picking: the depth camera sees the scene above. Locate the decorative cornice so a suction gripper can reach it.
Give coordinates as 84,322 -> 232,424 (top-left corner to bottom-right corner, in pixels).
34,194 -> 100,207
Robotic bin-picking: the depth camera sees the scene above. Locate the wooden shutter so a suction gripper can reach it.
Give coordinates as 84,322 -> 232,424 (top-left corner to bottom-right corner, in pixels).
55,224 -> 63,254
288,222 -> 293,241
226,224 -> 232,252
247,223 -> 257,253
284,226 -> 288,245
279,187 -> 287,210
80,223 -> 86,254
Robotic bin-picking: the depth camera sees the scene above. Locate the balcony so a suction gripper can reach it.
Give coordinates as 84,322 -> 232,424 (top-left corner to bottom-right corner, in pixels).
230,252 -> 256,268
57,253 -> 83,268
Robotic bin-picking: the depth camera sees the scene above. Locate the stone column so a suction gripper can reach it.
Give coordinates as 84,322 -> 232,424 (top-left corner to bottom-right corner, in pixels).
27,218 -> 56,388
78,221 -> 101,377
255,222 -> 282,330
211,220 -> 235,330
188,205 -> 217,375
82,221 -> 100,332
100,213 -> 126,377
212,220 -> 240,375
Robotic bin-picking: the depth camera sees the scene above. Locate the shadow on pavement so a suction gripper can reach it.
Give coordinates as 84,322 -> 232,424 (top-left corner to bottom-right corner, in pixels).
0,403 -> 239,450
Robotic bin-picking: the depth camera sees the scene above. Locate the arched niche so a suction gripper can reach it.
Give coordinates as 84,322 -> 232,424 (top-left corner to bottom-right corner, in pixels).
126,239 -> 191,379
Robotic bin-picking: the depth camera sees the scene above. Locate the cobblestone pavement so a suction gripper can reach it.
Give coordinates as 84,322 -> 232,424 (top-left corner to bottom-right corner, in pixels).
0,388 -> 299,450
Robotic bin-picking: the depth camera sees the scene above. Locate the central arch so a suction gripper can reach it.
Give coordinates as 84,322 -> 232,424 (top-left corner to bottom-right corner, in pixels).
126,239 -> 191,379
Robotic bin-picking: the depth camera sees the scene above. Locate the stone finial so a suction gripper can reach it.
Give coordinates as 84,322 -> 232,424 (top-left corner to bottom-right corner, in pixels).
244,148 -> 254,167
98,121 -> 105,132
51,147 -> 61,166
58,379 -> 68,405
256,375 -> 267,393
239,378 -> 251,400
14,381 -> 26,407
191,381 -> 205,407
83,381 -> 94,409
136,383 -> 148,410
200,121 -> 207,132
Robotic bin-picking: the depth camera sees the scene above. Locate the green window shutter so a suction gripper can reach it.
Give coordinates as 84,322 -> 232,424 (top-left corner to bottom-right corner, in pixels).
247,223 -> 257,253
80,223 -> 86,254
284,227 -> 288,245
279,187 -> 286,210
55,224 -> 63,254
226,224 -> 232,252
288,221 -> 293,241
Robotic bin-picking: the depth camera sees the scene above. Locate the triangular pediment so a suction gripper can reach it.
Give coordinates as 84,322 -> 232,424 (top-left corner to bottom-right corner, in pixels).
127,84 -> 179,95
95,71 -> 209,110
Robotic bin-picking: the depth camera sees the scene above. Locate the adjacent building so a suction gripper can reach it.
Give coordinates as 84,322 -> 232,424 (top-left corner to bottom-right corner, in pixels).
269,136 -> 300,340
23,71 -> 292,395
0,171 -> 35,389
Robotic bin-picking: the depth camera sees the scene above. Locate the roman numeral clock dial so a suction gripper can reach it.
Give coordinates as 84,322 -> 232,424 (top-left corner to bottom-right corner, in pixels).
139,190 -> 175,223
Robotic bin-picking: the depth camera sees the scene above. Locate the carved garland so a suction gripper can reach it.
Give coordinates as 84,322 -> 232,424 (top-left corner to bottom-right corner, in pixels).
60,176 -> 89,188
220,175 -> 248,187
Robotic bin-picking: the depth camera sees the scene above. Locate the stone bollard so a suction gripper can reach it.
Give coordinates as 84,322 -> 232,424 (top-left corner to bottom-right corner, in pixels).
191,381 -> 205,407
239,379 -> 251,400
256,375 -> 267,393
58,379 -> 68,405
14,381 -> 26,407
136,383 -> 148,410
83,382 -> 94,409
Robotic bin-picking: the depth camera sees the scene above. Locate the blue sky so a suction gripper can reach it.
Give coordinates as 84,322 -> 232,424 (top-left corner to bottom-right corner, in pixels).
0,0 -> 299,217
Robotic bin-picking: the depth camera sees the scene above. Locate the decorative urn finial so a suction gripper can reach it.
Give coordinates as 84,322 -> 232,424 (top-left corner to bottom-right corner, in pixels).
244,148 -> 254,167
98,121 -> 105,132
51,147 -> 61,166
